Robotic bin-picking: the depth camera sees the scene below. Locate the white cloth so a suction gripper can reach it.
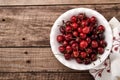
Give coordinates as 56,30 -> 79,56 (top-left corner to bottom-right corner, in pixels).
89,17 -> 120,80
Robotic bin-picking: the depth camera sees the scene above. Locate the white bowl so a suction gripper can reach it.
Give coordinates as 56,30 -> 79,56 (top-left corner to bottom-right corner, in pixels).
50,8 -> 113,70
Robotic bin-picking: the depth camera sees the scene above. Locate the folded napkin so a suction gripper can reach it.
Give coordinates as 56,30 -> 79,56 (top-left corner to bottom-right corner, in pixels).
89,17 -> 120,80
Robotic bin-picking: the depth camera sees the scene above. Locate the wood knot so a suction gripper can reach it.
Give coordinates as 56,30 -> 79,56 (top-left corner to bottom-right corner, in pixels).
26,60 -> 31,64
2,19 -> 5,22
24,51 -> 28,54
22,38 -> 26,40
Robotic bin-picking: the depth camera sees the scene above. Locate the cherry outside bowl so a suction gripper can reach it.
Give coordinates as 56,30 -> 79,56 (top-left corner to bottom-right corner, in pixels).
50,8 -> 113,70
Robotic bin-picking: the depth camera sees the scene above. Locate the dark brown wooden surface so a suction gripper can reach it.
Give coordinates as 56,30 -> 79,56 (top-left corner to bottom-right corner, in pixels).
0,2 -> 119,80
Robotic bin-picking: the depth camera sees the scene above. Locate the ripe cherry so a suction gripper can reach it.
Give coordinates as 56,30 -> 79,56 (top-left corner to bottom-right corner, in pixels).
66,45 -> 72,53
80,52 -> 87,58
70,16 -> 77,22
81,20 -> 88,27
80,40 -> 88,49
62,40 -> 68,46
59,46 -> 65,53
57,35 -> 64,43
65,33 -> 72,41
77,27 -> 82,33
76,58 -> 83,63
71,23 -> 78,29
91,41 -> 98,48
80,33 -> 86,39
82,26 -> 90,34
73,51 -> 79,57
65,26 -> 72,32
84,58 -> 91,64
91,54 -> 97,61
73,31 -> 79,37
90,16 -> 96,23
97,25 -> 105,33
64,53 -> 71,60
78,13 -> 85,20
65,21 -> 71,26
86,37 -> 91,44
86,48 -> 92,54
72,43 -> 78,50
59,26 -> 65,34
98,47 -> 104,54
99,40 -> 107,47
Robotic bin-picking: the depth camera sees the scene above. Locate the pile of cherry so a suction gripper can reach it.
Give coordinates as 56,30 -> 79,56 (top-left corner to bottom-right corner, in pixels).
56,13 -> 107,65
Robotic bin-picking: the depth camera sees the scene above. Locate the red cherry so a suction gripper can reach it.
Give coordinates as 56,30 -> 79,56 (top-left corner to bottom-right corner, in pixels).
64,54 -> 71,60
73,51 -> 79,57
62,40 -> 68,46
72,43 -> 78,50
65,26 -> 72,32
59,46 -> 65,53
65,33 -> 72,41
84,58 -> 91,64
86,37 -> 91,44
81,21 -> 88,27
66,45 -> 72,53
76,37 -> 81,42
91,41 -> 98,48
82,26 -> 90,34
97,25 -> 105,33
80,40 -> 88,49
73,31 -> 78,37
80,52 -> 87,58
57,35 -> 64,43
90,16 -> 96,23
71,23 -> 78,29
70,16 -> 77,22
77,27 -> 82,33
98,47 -> 104,54
80,33 -> 86,39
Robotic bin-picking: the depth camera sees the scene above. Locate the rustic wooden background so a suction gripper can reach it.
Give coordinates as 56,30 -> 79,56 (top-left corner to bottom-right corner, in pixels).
0,0 -> 119,80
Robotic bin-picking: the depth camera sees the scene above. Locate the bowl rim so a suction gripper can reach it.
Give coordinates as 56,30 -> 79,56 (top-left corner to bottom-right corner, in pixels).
50,8 -> 113,70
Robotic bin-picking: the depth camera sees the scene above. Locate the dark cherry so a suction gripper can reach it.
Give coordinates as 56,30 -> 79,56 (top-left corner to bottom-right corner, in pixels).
64,53 -> 71,60
69,40 -> 76,45
76,58 -> 83,63
57,35 -> 64,43
91,41 -> 98,48
84,58 -> 91,64
99,40 -> 107,47
98,33 -> 105,40
81,20 -> 88,27
59,26 -> 65,34
59,46 -> 65,53
90,16 -> 96,23
91,34 -> 98,40
65,21 -> 71,26
76,37 -> 81,42
97,25 -> 105,33
80,40 -> 88,49
71,16 -> 77,22
86,48 -> 92,54
98,47 -> 104,54
91,54 -> 97,61
78,13 -> 85,20
80,33 -> 86,39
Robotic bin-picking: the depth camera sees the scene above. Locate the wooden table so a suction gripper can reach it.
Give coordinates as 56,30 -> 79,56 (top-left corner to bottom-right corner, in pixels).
0,0 -> 119,80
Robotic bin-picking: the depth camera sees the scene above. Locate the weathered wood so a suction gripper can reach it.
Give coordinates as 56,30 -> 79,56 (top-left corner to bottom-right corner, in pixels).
0,0 -> 119,5
0,48 -> 91,72
0,72 -> 94,80
0,4 -> 119,47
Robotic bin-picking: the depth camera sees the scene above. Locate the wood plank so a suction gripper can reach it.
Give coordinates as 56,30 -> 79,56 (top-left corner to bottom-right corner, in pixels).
0,48 -> 90,72
0,0 -> 120,5
0,4 -> 120,47
0,72 -> 94,80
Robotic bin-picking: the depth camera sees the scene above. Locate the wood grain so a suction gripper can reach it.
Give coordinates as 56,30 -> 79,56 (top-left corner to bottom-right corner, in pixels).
0,48 -> 91,72
0,0 -> 119,5
0,4 -> 119,47
0,72 -> 94,80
